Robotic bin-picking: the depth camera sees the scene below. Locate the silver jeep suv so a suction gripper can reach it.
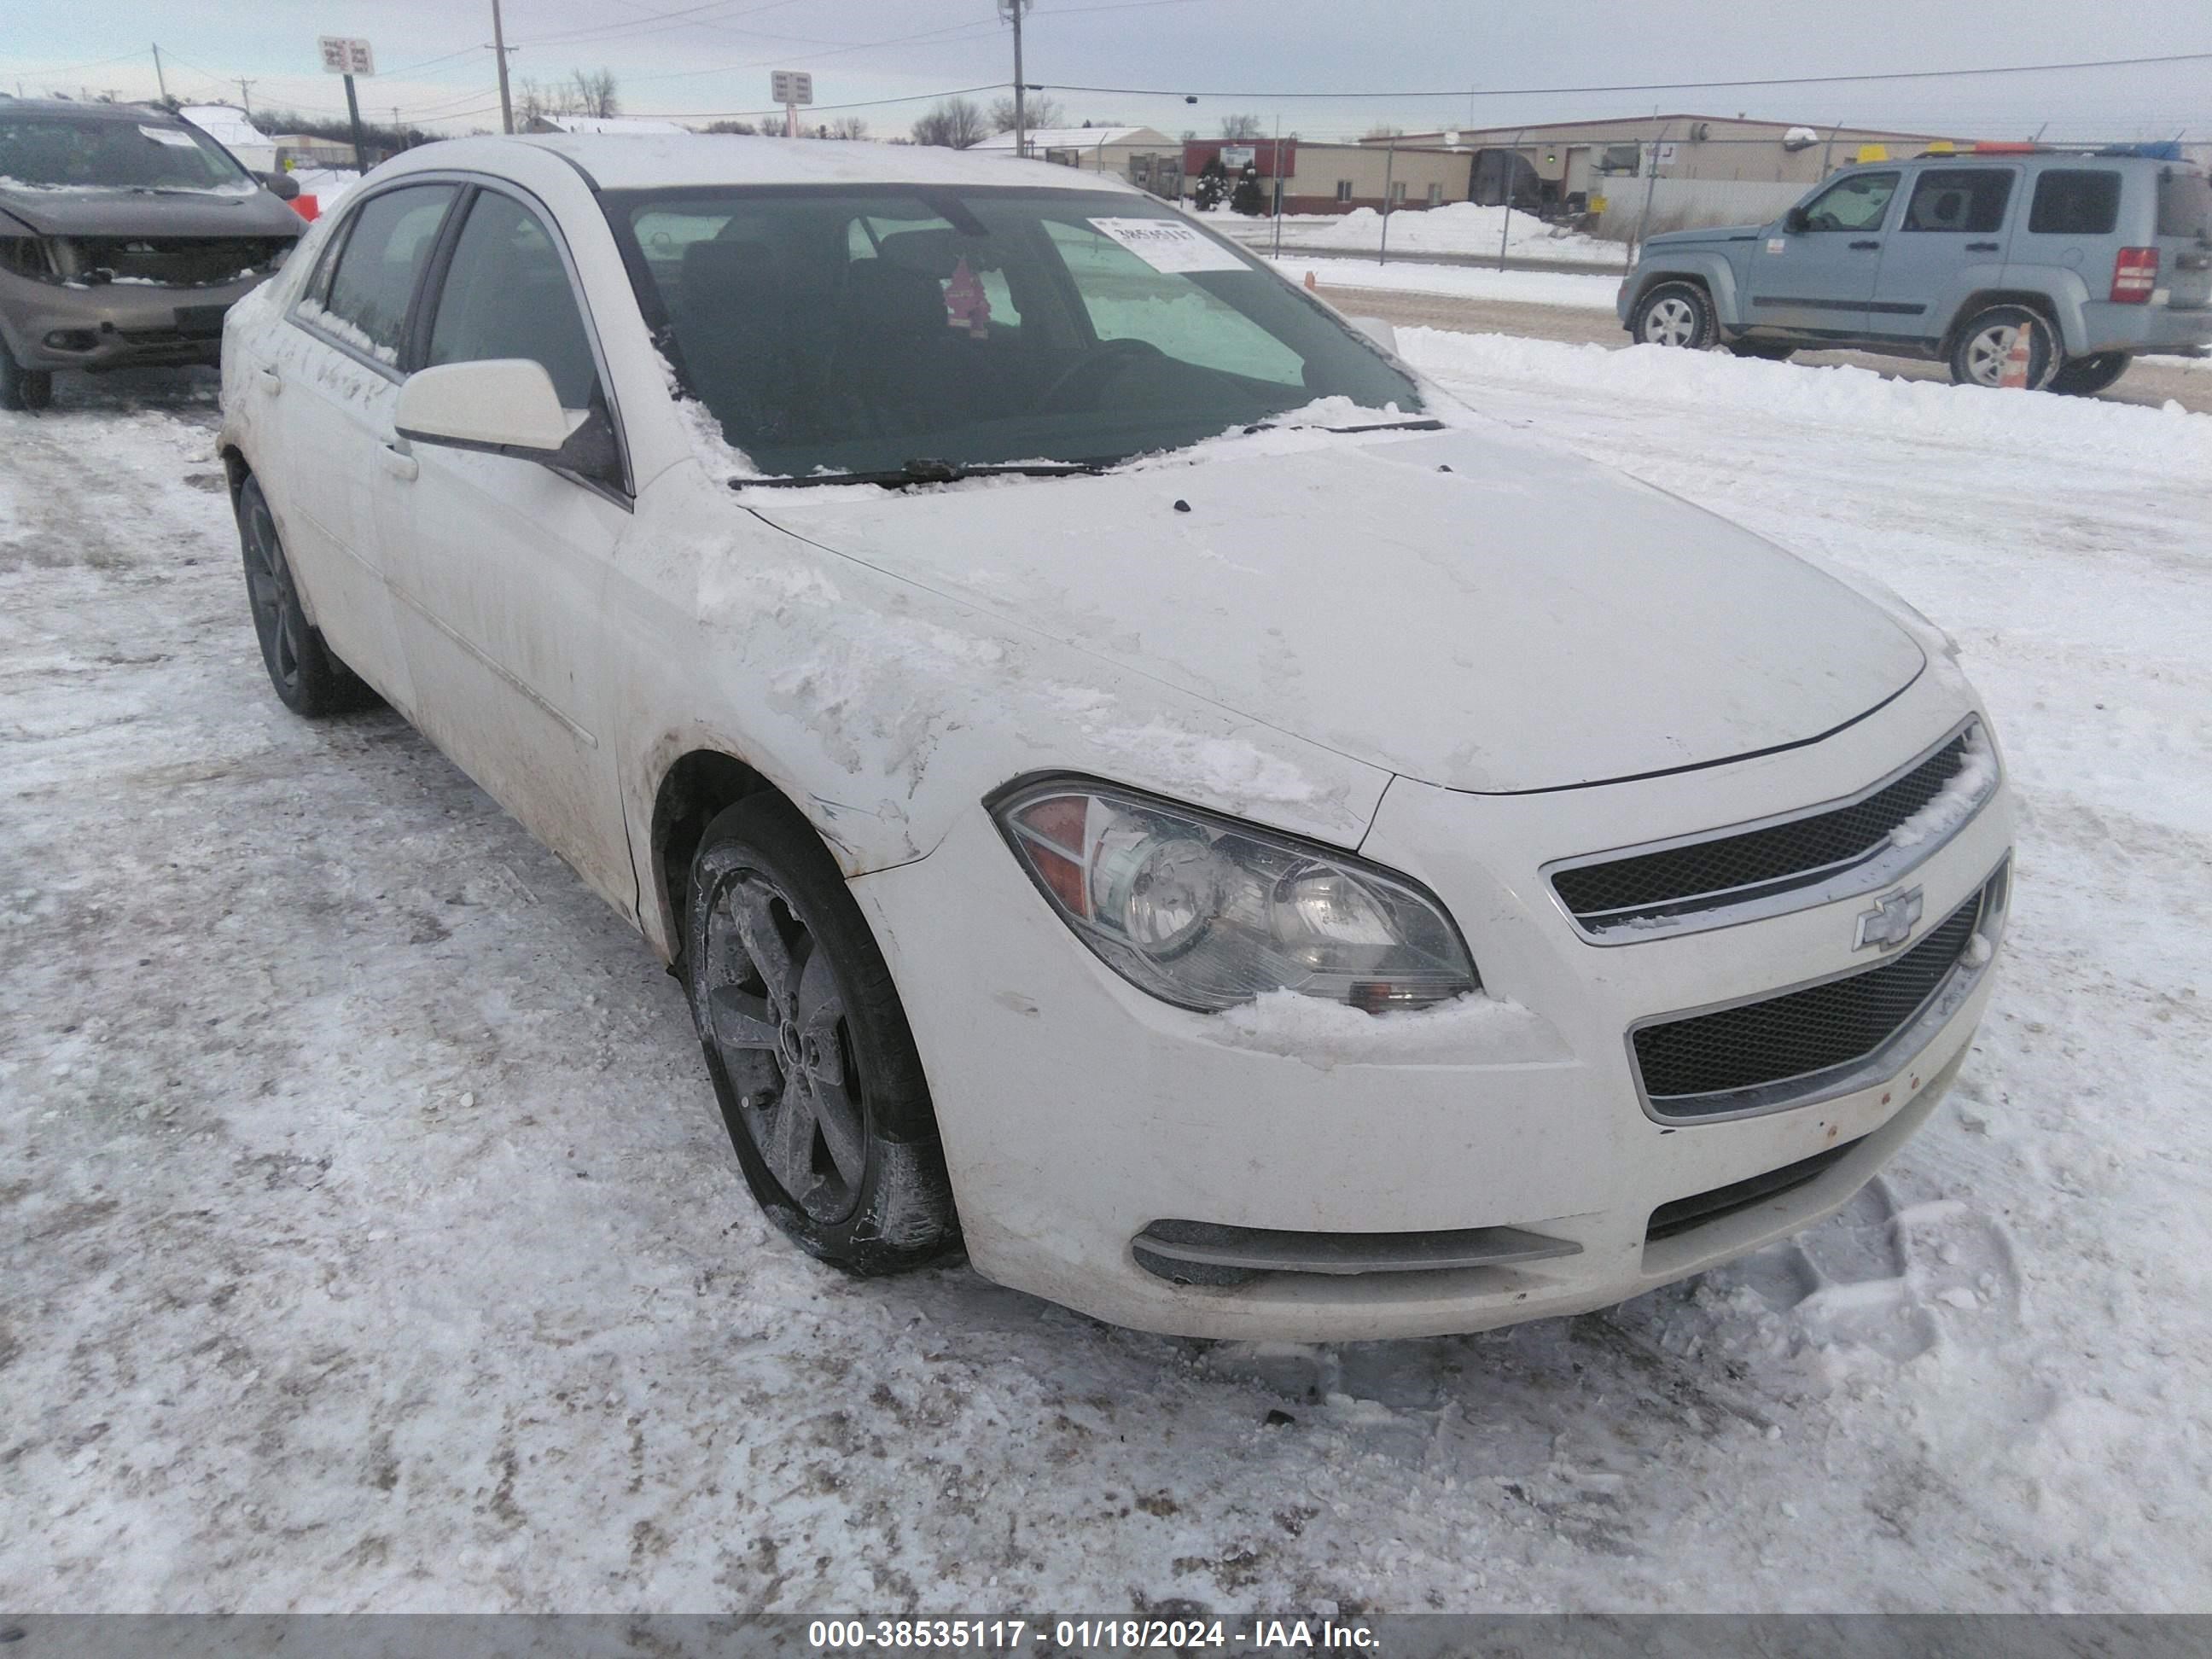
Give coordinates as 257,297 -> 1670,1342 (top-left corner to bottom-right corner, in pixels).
1618,146 -> 2212,394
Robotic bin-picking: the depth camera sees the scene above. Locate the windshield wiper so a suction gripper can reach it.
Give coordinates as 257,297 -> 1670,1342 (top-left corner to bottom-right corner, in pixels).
1243,416 -> 1445,437
736,457 -> 1110,490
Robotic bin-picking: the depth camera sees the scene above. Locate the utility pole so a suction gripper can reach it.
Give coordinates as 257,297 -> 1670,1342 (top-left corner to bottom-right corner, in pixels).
1379,136 -> 1396,265
151,44 -> 169,104
343,72 -> 368,173
236,78 -> 257,112
1497,126 -> 1525,271
490,0 -> 515,134
999,0 -> 1029,157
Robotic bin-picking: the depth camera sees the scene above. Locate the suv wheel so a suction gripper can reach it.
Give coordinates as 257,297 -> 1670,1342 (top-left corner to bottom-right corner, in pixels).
2048,352 -> 2131,397
1727,339 -> 1797,362
684,794 -> 961,1277
0,341 -> 55,412
1950,306 -> 2058,390
1630,282 -> 1715,350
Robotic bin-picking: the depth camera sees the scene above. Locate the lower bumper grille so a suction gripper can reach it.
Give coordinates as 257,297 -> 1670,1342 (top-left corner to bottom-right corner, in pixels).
1646,1138 -> 1863,1243
1132,1219 -> 1580,1288
1631,861 -> 2005,1121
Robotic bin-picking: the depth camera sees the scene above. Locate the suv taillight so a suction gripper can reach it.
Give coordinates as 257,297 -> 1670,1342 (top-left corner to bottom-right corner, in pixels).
2111,246 -> 2159,303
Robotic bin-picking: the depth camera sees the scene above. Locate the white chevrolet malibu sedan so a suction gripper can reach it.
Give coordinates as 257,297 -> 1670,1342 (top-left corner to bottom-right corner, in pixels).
216,136 -> 2011,1340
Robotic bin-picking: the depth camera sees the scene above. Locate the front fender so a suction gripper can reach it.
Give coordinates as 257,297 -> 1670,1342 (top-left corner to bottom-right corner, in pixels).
1622,251 -> 1744,329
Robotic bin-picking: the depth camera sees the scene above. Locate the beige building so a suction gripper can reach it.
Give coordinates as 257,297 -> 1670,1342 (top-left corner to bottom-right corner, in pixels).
1182,138 -> 1474,215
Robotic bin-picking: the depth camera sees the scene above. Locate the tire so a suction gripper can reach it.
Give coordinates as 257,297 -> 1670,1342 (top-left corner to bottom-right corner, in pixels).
684,794 -> 960,1276
1629,281 -> 1716,350
0,340 -> 54,412
1948,306 -> 2058,390
234,474 -> 376,717
2048,352 -> 2131,397
1727,339 -> 1797,362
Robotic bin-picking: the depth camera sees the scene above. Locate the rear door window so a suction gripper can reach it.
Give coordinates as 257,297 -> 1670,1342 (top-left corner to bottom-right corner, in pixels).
311,184 -> 458,363
2027,170 -> 2121,236
1901,168 -> 2013,233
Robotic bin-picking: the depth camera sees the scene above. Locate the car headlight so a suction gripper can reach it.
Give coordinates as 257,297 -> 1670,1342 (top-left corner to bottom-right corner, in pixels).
992,777 -> 1479,1014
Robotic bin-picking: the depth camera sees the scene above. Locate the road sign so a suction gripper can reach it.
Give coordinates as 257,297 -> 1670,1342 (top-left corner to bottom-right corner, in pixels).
318,36 -> 375,77
769,70 -> 812,106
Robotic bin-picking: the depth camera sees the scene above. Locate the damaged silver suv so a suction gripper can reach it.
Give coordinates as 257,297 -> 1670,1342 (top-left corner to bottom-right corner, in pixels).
0,97 -> 303,409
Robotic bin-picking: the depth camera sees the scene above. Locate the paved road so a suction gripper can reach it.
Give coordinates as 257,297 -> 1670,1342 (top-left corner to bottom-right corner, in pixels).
1313,284 -> 2212,415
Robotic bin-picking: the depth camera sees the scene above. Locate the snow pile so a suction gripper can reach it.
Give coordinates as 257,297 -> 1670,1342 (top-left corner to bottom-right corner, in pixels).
1272,256 -> 1621,311
1406,328 -> 2212,463
1220,201 -> 1619,265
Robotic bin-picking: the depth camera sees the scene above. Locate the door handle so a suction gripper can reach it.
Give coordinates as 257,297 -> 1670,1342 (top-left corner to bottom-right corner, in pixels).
255,365 -> 281,397
1966,241 -> 2000,252
1848,239 -> 1881,250
378,441 -> 419,482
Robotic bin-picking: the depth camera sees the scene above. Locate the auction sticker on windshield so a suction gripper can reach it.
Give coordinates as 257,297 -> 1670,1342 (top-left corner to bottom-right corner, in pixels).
1087,217 -> 1249,273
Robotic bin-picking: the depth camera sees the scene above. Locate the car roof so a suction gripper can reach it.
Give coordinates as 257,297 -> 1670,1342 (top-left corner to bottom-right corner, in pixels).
382,132 -> 1142,195
0,96 -> 183,123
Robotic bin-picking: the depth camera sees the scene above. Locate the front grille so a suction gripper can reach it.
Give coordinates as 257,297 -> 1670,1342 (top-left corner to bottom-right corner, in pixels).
1633,886 -> 1986,1116
67,236 -> 288,288
1646,1138 -> 1862,1243
1553,725 -> 1984,933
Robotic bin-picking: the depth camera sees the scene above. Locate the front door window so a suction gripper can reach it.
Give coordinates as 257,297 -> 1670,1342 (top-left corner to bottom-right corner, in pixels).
1799,172 -> 1900,233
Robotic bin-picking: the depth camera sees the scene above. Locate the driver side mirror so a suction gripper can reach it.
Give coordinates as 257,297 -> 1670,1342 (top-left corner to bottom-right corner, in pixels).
263,171 -> 300,201
1783,206 -> 1810,234
395,359 -> 585,462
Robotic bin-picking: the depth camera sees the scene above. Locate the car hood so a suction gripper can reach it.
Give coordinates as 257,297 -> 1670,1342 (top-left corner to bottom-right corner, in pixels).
0,184 -> 302,239
1641,223 -> 1767,249
746,425 -> 1924,795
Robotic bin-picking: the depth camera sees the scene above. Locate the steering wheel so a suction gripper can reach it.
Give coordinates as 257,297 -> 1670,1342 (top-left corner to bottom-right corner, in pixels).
1035,337 -> 1164,413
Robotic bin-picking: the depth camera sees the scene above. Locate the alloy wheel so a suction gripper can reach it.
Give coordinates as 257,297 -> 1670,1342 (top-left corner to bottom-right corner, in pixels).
242,494 -> 304,696
1643,296 -> 1699,347
700,869 -> 868,1225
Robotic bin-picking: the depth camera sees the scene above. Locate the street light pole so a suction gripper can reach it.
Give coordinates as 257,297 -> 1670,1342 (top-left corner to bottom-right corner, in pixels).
490,0 -> 515,135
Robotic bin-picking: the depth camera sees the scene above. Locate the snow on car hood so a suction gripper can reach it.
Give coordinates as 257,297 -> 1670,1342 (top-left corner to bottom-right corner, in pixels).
747,425 -> 1924,795
0,183 -> 302,239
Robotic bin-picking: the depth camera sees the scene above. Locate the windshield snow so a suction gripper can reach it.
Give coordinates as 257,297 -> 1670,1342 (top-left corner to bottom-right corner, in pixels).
605,184 -> 1423,478
0,111 -> 252,192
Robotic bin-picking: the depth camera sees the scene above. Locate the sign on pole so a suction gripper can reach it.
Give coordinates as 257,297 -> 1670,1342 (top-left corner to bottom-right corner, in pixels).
317,36 -> 375,76
768,70 -> 812,106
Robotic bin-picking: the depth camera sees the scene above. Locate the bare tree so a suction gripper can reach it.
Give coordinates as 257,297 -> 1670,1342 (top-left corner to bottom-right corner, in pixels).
570,68 -> 619,119
703,119 -> 758,135
911,98 -> 987,149
1218,113 -> 1265,140
1361,123 -> 1404,141
987,93 -> 1064,134
516,75 -> 555,128
830,115 -> 870,141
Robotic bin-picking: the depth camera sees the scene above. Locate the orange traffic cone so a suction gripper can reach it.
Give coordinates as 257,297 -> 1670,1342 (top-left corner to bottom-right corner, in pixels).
1998,318 -> 2034,389
1303,270 -> 1316,290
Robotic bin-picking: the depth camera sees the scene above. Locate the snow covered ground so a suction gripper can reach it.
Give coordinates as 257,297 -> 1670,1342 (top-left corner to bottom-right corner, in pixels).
1266,256 -> 1621,310
3,343 -> 2210,1615
1216,202 -> 1620,265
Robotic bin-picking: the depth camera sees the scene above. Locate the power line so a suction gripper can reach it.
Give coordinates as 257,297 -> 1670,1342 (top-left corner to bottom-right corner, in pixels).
1040,48 -> 2212,103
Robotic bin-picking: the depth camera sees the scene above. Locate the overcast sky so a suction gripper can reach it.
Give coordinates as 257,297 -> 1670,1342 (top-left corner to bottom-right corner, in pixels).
3,0 -> 2205,143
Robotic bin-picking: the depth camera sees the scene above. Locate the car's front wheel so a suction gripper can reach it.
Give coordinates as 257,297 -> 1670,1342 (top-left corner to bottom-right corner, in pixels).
684,794 -> 960,1276
235,474 -> 376,716
2048,352 -> 2131,397
1630,281 -> 1716,350
1727,338 -> 1797,362
1949,306 -> 2058,390
0,341 -> 54,412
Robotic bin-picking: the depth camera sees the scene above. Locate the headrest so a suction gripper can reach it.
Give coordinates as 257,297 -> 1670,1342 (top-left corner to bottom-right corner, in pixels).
841,259 -> 948,340
873,226 -> 980,280
681,238 -> 778,294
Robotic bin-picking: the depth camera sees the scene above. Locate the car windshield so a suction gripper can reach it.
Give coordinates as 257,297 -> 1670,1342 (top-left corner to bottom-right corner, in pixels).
604,184 -> 1424,478
0,111 -> 252,192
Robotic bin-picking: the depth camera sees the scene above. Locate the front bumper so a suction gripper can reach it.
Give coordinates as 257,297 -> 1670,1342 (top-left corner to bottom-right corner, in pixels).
853,676 -> 2012,1341
0,268 -> 265,370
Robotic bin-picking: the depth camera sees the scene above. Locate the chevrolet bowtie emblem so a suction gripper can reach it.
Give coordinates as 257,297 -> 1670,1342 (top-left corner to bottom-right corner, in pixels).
1854,887 -> 1924,952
